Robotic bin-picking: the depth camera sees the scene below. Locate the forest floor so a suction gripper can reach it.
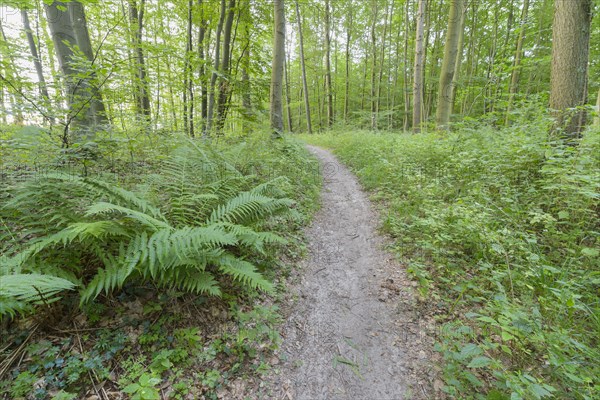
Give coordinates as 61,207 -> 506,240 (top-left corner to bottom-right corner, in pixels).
254,146 -> 442,399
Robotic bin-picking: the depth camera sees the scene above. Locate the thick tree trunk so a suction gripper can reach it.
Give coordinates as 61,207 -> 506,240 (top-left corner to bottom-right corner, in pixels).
549,0 -> 591,139
45,1 -> 95,140
435,0 -> 464,129
270,0 -> 285,137
295,0 -> 312,134
69,1 -> 107,126
412,0 -> 426,131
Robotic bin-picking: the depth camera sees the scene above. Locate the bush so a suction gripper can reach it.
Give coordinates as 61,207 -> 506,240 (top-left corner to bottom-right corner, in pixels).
301,125 -> 599,399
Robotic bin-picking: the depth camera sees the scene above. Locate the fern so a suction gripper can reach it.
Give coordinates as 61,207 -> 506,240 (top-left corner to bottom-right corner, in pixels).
0,273 -> 77,318
1,139 -> 298,311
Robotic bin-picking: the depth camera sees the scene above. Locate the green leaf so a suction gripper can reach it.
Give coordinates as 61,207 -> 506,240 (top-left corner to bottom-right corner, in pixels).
581,247 -> 599,257
467,356 -> 493,368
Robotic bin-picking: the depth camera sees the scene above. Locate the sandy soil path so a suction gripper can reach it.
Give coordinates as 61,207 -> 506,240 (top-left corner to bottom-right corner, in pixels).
261,146 -> 439,399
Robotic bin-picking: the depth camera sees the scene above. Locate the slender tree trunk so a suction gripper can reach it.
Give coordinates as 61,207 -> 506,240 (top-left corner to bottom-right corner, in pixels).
549,0 -> 592,139
435,0 -> 464,129
376,1 -> 391,123
128,0 -> 151,122
183,0 -> 194,137
370,0 -> 378,130
505,0 -> 530,125
216,0 -> 236,134
295,0 -> 312,134
207,0 -> 226,134
451,7 -> 467,113
403,0 -> 411,130
595,88 -> 600,126
344,6 -> 352,123
0,20 -> 25,124
284,56 -> 293,132
197,0 -> 208,135
324,0 -> 334,127
412,0 -> 426,131
270,0 -> 285,137
21,10 -> 51,107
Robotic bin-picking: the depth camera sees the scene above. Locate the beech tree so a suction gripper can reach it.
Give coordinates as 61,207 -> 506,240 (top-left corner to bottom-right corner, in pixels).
549,0 -> 592,139
270,0 -> 285,137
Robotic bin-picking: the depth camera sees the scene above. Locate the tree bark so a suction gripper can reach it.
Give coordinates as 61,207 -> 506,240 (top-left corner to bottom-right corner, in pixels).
215,0 -> 236,135
370,0 -> 378,130
45,1 -> 94,140
505,0 -> 530,125
21,10 -> 51,106
183,0 -> 194,137
344,6 -> 352,123
128,0 -> 151,122
270,0 -> 286,137
295,0 -> 312,134
435,0 -> 464,129
324,0 -> 333,127
206,0 -> 226,134
549,0 -> 592,139
412,0 -> 426,131
197,0 -> 208,135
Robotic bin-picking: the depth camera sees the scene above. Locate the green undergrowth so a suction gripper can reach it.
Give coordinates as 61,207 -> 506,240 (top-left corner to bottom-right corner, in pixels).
0,130 -> 321,398
301,125 -> 599,399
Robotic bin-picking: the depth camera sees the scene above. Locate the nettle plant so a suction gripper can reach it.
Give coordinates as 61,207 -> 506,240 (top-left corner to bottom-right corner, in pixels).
0,141 -> 296,318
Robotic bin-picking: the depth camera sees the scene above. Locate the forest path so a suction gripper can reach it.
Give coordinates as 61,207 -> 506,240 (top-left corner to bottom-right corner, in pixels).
261,146 -> 438,399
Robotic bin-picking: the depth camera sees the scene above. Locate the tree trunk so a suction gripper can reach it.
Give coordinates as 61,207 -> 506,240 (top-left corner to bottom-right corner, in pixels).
412,0 -> 426,131
595,88 -> 600,126
344,6 -> 352,123
45,1 -> 93,140
549,0 -> 592,139
435,0 -> 464,129
270,0 -> 285,137
197,0 -> 208,135
69,1 -> 107,126
182,0 -> 194,137
215,0 -> 236,135
21,10 -> 51,107
128,0 -> 151,123
370,0 -> 378,130
324,0 -> 333,127
505,0 -> 530,125
403,0 -> 411,130
284,56 -> 293,132
206,0 -> 226,134
295,0 -> 312,134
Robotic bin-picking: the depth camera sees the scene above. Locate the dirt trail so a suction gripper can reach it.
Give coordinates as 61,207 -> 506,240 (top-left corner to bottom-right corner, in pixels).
261,146 -> 439,399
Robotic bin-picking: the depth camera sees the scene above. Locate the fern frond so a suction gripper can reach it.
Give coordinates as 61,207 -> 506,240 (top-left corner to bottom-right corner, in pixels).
0,273 -> 77,304
208,192 -> 294,224
217,255 -> 273,293
86,202 -> 169,230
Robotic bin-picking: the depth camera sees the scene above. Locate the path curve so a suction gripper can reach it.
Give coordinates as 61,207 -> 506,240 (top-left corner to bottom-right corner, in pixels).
264,146 -> 439,400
